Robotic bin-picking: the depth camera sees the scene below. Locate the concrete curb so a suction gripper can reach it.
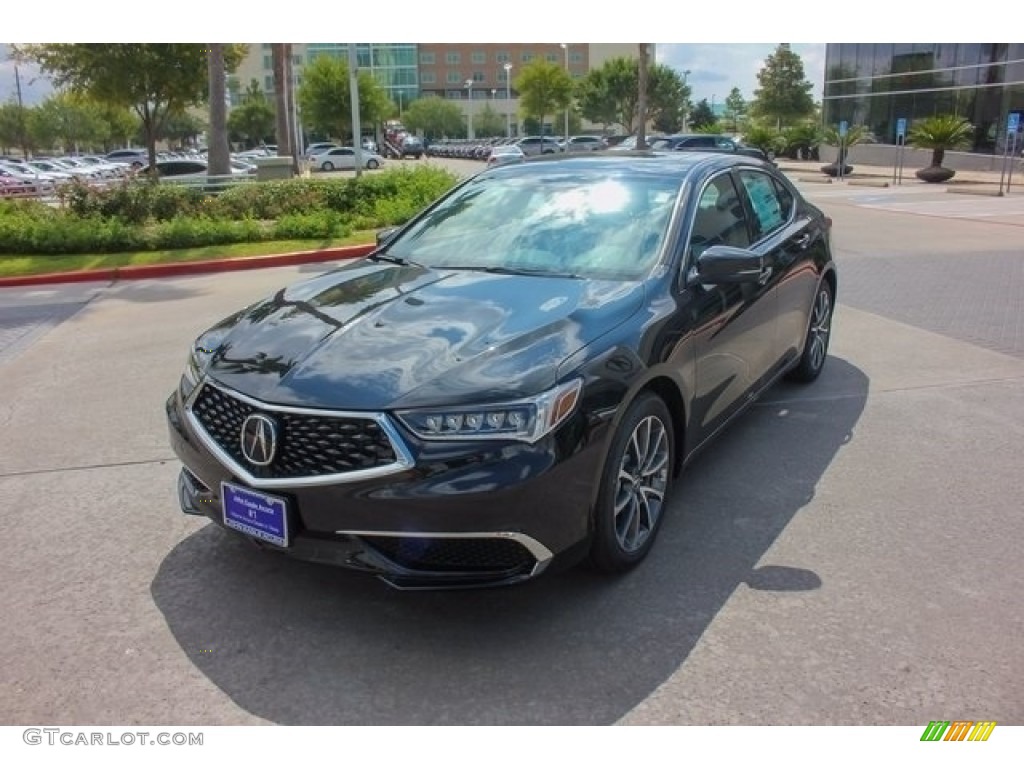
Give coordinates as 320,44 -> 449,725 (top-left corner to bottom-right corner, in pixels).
0,243 -> 375,288
945,186 -> 1006,197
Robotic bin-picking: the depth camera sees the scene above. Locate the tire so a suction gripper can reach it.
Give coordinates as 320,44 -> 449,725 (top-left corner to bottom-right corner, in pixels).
788,280 -> 833,383
322,161 -> 334,171
367,159 -> 380,170
590,393 -> 674,573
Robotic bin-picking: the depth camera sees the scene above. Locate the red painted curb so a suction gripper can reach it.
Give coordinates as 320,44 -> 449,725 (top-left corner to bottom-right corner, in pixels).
0,243 -> 375,288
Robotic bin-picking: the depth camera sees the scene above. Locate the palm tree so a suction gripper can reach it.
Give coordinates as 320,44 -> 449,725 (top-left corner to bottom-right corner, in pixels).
820,124 -> 868,176
206,44 -> 231,177
908,115 -> 973,182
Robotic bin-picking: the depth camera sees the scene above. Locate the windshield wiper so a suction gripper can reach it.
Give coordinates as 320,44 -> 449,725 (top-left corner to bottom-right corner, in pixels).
366,251 -> 425,268
439,265 -> 582,279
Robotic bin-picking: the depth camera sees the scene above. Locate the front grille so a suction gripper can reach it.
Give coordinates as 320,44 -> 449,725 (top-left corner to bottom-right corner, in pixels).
191,383 -> 398,479
363,536 -> 536,574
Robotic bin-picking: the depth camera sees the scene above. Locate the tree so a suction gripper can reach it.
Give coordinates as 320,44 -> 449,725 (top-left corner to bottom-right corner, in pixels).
31,92 -> 105,152
272,44 -> 292,159
402,96 -> 465,139
515,59 -> 573,136
637,44 -> 649,148
0,102 -> 32,156
207,44 -> 230,176
22,44 -> 245,171
160,111 -> 205,148
723,87 -> 747,132
228,80 -> 275,147
96,106 -> 139,151
752,44 -> 815,129
576,57 -> 689,134
908,115 -> 973,182
297,53 -> 390,142
689,99 -> 716,130
473,102 -> 505,138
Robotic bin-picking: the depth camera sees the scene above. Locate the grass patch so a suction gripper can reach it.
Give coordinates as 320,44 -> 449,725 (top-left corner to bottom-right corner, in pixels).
0,231 -> 377,278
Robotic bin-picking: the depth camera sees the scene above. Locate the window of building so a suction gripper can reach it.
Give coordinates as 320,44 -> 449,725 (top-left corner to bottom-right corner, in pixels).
420,52 -> 435,65
473,71 -> 485,82
264,75 -> 273,91
497,69 -> 509,83
421,72 -> 436,84
472,51 -> 486,64
446,89 -> 463,99
263,55 -> 272,70
496,52 -> 510,63
446,52 -> 461,65
545,53 -> 558,63
446,71 -> 463,84
521,52 -> 533,63
570,52 -> 583,64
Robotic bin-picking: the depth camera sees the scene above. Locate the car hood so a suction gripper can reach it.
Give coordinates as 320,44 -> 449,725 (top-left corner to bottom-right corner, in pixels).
199,260 -> 644,410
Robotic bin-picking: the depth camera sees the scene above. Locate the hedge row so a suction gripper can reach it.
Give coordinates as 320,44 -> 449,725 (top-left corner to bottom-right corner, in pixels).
0,166 -> 460,255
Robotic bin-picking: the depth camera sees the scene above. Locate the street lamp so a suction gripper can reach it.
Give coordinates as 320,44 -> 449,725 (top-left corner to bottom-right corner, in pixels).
681,69 -> 691,132
465,78 -> 474,139
503,62 -> 513,137
560,44 -> 570,145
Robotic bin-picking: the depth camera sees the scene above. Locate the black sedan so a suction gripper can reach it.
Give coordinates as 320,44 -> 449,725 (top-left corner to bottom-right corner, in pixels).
167,153 -> 835,589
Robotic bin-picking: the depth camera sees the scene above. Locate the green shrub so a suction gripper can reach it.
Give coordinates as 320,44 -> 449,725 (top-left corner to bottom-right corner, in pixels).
151,217 -> 267,250
274,211 -> 352,240
0,209 -> 145,254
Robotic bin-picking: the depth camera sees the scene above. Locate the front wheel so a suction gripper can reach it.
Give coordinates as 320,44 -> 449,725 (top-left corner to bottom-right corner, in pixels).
322,161 -> 334,171
788,280 -> 833,382
367,159 -> 380,170
590,393 -> 674,573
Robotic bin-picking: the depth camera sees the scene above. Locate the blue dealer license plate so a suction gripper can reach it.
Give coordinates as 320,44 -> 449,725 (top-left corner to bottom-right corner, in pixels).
221,482 -> 289,548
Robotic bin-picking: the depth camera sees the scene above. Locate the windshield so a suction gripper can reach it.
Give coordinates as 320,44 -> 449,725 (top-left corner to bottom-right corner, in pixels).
385,170 -> 681,280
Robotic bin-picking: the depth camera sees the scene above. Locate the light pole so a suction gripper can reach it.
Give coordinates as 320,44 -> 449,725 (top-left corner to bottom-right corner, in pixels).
681,69 -> 691,132
503,63 -> 513,137
465,78 -> 474,139
560,44 -> 570,145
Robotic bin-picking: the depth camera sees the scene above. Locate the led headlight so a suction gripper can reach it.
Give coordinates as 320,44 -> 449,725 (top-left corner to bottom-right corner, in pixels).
179,342 -> 214,400
396,378 -> 582,443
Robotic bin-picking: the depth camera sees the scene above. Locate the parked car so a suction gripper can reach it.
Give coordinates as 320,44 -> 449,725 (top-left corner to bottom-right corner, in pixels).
565,135 -> 608,152
486,144 -> 526,167
650,134 -> 774,163
515,136 -> 564,156
399,135 -> 424,159
105,148 -> 148,168
304,142 -> 339,156
139,158 -> 253,180
309,147 -> 383,171
168,153 -> 836,589
0,175 -> 36,197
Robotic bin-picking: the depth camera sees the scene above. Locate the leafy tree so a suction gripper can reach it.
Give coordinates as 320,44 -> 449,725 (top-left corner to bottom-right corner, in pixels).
723,87 -> 747,132
96,106 -> 139,151
161,111 -> 206,148
689,99 -> 716,130
26,107 -> 56,152
402,96 -> 465,139
740,121 -> 785,157
781,121 -> 822,159
576,57 -> 689,134
473,102 -> 505,138
751,44 -> 815,129
228,80 -> 276,147
515,59 -> 573,137
297,53 -> 390,142
22,44 -> 245,171
0,102 -> 32,156
31,92 -> 105,152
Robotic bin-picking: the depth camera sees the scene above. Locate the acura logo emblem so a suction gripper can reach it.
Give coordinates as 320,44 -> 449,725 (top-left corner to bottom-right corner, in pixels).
240,413 -> 278,466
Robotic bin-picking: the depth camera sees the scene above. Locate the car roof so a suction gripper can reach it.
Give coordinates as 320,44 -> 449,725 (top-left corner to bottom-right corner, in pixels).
491,151 -> 761,180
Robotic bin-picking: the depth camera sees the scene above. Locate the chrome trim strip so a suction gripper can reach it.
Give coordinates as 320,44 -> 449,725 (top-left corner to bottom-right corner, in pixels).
339,529 -> 554,577
184,378 -> 415,489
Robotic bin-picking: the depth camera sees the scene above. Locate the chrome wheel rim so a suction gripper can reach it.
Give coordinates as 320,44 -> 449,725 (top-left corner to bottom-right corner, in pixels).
614,415 -> 670,553
808,288 -> 832,372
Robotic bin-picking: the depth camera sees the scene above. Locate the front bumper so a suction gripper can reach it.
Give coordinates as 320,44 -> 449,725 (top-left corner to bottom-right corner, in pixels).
166,382 -> 611,589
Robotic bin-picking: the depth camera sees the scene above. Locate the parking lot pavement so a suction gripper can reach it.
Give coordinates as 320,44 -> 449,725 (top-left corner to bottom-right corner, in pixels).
1,191 -> 1022,726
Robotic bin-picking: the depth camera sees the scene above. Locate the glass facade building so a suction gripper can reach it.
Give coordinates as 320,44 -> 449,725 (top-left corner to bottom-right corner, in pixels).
823,44 -> 1024,153
305,44 -> 419,108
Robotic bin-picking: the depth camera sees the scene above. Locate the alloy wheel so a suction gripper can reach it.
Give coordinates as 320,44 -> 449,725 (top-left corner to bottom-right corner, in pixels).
613,415 -> 670,553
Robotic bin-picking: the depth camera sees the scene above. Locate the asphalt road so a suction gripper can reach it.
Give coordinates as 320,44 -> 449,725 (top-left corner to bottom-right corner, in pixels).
1,166 -> 1022,726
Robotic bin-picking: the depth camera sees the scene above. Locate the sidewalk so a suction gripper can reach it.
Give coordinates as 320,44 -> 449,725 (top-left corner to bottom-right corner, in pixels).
776,158 -> 1019,187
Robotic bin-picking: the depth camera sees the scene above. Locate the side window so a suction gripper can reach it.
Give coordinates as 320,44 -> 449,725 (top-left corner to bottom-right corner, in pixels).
737,169 -> 790,240
688,136 -> 716,148
688,173 -> 752,259
716,138 -> 737,150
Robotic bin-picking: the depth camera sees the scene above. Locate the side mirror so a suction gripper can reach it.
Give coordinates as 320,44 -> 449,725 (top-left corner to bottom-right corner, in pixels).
694,245 -> 763,284
376,227 -> 399,246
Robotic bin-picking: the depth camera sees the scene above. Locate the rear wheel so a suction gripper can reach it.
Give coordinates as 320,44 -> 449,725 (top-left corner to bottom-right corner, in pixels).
590,393 -> 674,573
367,159 -> 380,170
788,280 -> 833,382
322,161 -> 334,171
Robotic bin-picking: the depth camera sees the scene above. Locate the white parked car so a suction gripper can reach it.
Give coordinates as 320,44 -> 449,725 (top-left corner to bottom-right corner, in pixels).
486,145 -> 526,168
309,147 -> 383,171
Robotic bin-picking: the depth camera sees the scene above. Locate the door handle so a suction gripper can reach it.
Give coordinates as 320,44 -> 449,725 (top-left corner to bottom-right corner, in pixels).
794,233 -> 812,249
758,265 -> 773,286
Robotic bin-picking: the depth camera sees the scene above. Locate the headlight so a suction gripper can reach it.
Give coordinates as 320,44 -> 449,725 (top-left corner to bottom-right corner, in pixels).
179,342 -> 214,400
396,379 -> 582,443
